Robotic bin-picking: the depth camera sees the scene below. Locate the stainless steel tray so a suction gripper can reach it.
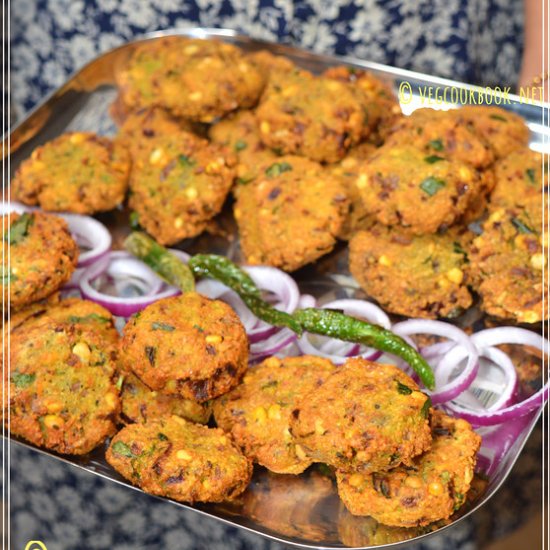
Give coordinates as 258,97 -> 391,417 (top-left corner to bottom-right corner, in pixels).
7,28 -> 546,549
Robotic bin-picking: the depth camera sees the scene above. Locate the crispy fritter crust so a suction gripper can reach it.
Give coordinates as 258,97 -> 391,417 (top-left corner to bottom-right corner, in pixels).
336,410 -> 481,527
116,37 -> 265,122
355,144 -> 482,234
120,372 -> 212,425
234,155 -> 349,271
209,109 -> 279,182
106,415 -> 253,503
128,131 -> 236,245
213,355 -> 336,474
6,212 -> 79,310
12,132 -> 130,214
349,225 -> 472,319
459,106 -> 530,159
467,201 -> 548,323
289,358 -> 432,473
7,298 -> 120,454
256,69 -> 364,162
120,293 -> 249,402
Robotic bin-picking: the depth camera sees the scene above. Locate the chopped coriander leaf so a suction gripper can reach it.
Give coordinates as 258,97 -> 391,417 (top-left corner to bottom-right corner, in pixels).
151,322 -> 175,331
396,381 -> 413,395
236,176 -> 254,185
11,372 -> 36,388
526,168 -> 536,184
428,139 -> 444,151
2,271 -> 17,285
68,313 -> 111,324
420,177 -> 446,196
7,213 -> 33,245
489,114 -> 507,122
234,140 -> 247,151
265,161 -> 292,178
421,397 -> 432,418
511,217 -> 535,234
424,155 -> 445,164
178,154 -> 195,167
112,441 -> 136,458
129,211 -> 141,230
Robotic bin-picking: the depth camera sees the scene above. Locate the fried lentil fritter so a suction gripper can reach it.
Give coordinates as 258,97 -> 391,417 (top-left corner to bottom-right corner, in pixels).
213,355 -> 336,474
324,66 -> 402,145
7,298 -> 120,454
385,108 -> 494,170
209,109 -> 279,182
459,105 -> 530,159
107,415 -> 252,503
349,225 -> 473,319
256,69 -> 364,162
120,372 -> 212,425
128,130 -> 236,245
490,148 -> 545,210
5,212 -> 79,310
355,144 -> 482,234
12,132 -> 130,214
234,156 -> 349,271
117,37 -> 265,122
289,358 -> 432,473
247,50 -> 296,75
336,410 -> 481,527
120,293 -> 249,402
467,202 -> 548,323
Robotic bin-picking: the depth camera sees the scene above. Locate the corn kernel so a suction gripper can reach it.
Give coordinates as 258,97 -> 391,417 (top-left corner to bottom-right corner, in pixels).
205,334 -> 222,344
174,217 -> 183,229
45,401 -> 63,414
259,208 -> 270,216
356,173 -> 368,189
531,253 -> 544,270
459,167 -> 472,181
171,415 -> 186,425
70,133 -> 86,145
218,436 -> 227,445
264,357 -> 280,369
234,208 -> 242,219
252,406 -> 267,423
520,310 -> 539,324
438,277 -> 450,289
205,161 -> 220,173
176,450 -> 192,461
72,342 -> 91,364
202,479 -> 211,489
446,267 -> 464,284
283,427 -> 292,441
378,255 -> 392,267
348,473 -> 364,488
238,62 -> 249,73
43,414 -> 64,429
326,80 -> 341,92
428,481 -> 444,496
11,267 -> 18,275
294,444 -> 307,461
260,121 -> 270,134
268,404 -> 281,420
315,419 -> 326,435
488,209 -> 504,224
184,45 -> 199,55
105,393 -> 118,410
149,148 -> 164,165
541,232 -> 549,248
185,187 -> 198,200
404,476 -> 423,489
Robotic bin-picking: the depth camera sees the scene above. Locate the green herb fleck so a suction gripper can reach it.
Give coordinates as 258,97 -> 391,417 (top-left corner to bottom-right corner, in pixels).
158,433 -> 169,441
178,154 -> 195,167
193,324 -> 204,333
489,114 -> 507,122
397,381 -> 413,395
234,140 -> 247,152
428,139 -> 444,151
440,470 -> 451,483
112,441 -> 136,458
68,313 -> 110,324
511,217 -> 535,234
151,322 -> 175,332
420,177 -> 446,196
526,168 -> 536,184
236,176 -> 254,185
421,396 -> 432,418
453,242 -> 466,255
2,271 -> 17,285
424,155 -> 445,164
116,375 -> 125,391
11,372 -> 36,388
145,346 -> 157,367
129,211 -> 141,230
261,380 -> 279,390
265,161 -> 292,178
7,213 -> 33,245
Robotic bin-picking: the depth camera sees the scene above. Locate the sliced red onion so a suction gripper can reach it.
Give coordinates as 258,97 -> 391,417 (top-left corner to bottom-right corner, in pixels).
1,201 -> 32,214
445,329 -> 548,426
79,251 -> 179,317
297,299 -> 391,364
249,329 -> 297,360
392,319 -> 479,402
59,213 -> 112,268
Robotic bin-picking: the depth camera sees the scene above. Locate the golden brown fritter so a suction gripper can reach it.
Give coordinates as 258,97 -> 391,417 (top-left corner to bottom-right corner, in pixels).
459,106 -> 530,159
336,411 -> 481,527
7,298 -> 120,454
5,212 -> 79,310
234,155 -> 349,271
256,68 -> 364,162
120,293 -> 249,402
128,130 -> 236,245
324,66 -> 402,145
12,132 -> 130,214
116,37 -> 265,122
120,372 -> 212,425
106,415 -> 252,503
385,108 -> 494,170
490,148 -> 545,210
467,202 -> 548,323
247,50 -> 296,75
213,355 -> 336,474
289,358 -> 432,473
349,225 -> 473,319
355,144 -> 482,234
208,109 -> 279,182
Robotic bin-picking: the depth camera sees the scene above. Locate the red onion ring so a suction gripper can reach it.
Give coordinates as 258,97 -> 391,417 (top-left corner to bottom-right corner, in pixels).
297,299 -> 391,364
392,319 -> 479,403
1,201 -> 32,215
79,251 -> 179,317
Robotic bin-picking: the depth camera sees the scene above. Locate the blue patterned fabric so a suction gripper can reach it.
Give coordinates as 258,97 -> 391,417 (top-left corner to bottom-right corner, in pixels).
9,2 -> 537,549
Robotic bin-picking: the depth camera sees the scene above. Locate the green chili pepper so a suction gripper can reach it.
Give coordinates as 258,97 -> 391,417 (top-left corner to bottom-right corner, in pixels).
124,232 -> 195,293
293,308 -> 435,390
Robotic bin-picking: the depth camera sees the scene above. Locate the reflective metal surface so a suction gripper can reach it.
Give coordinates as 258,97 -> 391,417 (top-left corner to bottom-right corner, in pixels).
8,28 -> 546,549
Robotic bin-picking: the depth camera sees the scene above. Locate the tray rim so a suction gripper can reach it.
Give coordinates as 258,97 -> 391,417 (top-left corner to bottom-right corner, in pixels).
6,26 -> 547,550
